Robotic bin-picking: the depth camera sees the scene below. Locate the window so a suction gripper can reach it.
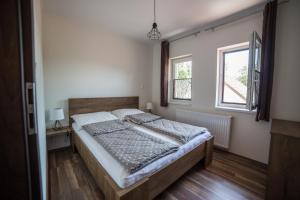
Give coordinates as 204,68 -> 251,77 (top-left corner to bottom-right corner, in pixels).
216,32 -> 261,111
170,56 -> 192,101
220,45 -> 249,107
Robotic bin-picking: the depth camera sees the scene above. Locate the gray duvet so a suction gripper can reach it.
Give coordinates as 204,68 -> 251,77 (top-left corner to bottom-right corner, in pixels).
82,120 -> 131,135
126,113 -> 207,144
125,113 -> 162,124
82,120 -> 179,174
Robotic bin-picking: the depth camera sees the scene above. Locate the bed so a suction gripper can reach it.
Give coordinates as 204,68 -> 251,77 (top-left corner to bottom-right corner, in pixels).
69,96 -> 214,200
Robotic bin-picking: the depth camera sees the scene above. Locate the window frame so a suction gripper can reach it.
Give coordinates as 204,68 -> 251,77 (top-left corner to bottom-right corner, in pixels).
169,55 -> 192,103
216,42 -> 250,111
248,32 -> 262,111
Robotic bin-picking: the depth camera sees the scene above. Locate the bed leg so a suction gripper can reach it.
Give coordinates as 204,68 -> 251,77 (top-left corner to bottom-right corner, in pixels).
70,129 -> 77,153
72,145 -> 78,153
204,136 -> 214,167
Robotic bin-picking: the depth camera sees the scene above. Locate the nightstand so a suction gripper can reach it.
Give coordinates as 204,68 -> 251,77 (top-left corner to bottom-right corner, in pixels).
46,126 -> 72,149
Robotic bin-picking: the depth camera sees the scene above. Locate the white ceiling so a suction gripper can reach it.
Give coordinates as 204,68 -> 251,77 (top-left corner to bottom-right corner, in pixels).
43,0 -> 266,42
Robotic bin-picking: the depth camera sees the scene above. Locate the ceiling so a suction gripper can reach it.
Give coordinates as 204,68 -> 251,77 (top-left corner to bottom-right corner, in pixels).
43,0 -> 266,42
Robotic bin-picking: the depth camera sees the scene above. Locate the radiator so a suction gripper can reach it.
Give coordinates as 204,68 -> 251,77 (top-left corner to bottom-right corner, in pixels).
175,109 -> 232,149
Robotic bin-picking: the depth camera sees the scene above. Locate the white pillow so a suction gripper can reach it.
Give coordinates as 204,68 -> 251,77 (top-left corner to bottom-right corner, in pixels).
111,109 -> 144,120
71,111 -> 118,128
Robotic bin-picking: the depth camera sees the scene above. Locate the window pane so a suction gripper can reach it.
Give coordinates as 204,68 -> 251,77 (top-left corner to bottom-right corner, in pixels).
223,49 -> 249,104
174,61 -> 192,79
174,79 -> 191,99
171,57 -> 192,100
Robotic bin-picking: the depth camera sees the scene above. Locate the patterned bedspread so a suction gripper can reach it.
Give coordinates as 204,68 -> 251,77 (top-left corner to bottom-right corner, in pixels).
82,120 -> 179,174
82,120 -> 131,135
126,113 -> 207,144
125,113 -> 162,124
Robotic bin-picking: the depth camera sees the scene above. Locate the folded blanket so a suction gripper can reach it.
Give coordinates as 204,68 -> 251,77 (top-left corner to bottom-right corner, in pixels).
94,129 -> 179,173
143,119 -> 207,144
127,113 -> 207,144
82,119 -> 131,136
82,119 -> 179,174
125,112 -> 161,124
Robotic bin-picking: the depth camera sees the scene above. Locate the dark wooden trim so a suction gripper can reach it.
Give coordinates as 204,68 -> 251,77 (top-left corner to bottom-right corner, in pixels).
19,0 -> 42,198
0,1 -> 28,198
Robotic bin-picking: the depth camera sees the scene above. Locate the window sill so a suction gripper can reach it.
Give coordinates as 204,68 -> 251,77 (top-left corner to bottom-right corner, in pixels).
215,106 -> 256,114
169,100 -> 192,106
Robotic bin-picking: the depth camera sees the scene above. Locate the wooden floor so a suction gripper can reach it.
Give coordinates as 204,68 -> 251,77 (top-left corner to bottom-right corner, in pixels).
49,148 -> 267,200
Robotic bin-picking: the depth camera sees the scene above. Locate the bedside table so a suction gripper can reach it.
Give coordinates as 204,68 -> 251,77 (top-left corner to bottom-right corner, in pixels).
46,126 -> 72,149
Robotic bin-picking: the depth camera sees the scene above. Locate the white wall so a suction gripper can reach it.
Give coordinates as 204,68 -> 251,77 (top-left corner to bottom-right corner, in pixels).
152,14 -> 272,163
33,0 -> 47,199
43,13 -> 153,149
271,0 -> 300,121
42,0 -> 300,162
152,0 -> 300,164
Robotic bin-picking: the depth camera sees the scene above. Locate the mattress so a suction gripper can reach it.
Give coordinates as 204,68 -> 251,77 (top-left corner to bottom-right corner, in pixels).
72,122 -> 211,188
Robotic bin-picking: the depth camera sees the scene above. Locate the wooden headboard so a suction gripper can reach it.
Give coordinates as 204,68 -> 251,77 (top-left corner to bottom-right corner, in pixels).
68,96 -> 139,118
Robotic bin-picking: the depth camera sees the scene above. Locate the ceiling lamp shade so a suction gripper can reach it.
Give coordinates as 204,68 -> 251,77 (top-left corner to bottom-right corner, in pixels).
147,23 -> 161,40
147,0 -> 161,40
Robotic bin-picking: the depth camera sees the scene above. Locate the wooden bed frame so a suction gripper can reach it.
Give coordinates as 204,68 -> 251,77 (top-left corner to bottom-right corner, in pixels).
68,96 -> 214,200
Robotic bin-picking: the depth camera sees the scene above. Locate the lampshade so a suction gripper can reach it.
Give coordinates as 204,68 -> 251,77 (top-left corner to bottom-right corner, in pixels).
49,108 -> 65,121
147,23 -> 161,40
147,0 -> 161,40
146,102 -> 153,110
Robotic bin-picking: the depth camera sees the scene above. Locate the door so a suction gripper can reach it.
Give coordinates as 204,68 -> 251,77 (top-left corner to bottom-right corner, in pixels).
0,0 -> 41,199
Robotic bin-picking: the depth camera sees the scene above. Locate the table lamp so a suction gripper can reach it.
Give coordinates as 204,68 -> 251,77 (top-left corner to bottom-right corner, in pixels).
146,102 -> 153,113
49,108 -> 64,130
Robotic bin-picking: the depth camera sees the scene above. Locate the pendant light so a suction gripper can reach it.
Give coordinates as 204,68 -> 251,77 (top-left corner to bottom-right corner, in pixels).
147,0 -> 161,40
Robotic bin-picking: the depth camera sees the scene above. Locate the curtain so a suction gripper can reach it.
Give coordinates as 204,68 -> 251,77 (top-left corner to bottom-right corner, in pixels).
256,0 -> 277,121
160,41 -> 169,107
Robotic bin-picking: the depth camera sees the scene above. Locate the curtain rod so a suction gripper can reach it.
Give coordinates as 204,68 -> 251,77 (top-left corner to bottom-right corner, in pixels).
168,0 -> 289,43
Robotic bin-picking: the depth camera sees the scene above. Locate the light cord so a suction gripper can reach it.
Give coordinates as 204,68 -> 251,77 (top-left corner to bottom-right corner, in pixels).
154,0 -> 156,22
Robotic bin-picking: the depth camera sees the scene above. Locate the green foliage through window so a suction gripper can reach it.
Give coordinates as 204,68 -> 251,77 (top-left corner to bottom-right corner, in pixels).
173,59 -> 192,100
175,61 -> 192,79
237,65 -> 248,86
